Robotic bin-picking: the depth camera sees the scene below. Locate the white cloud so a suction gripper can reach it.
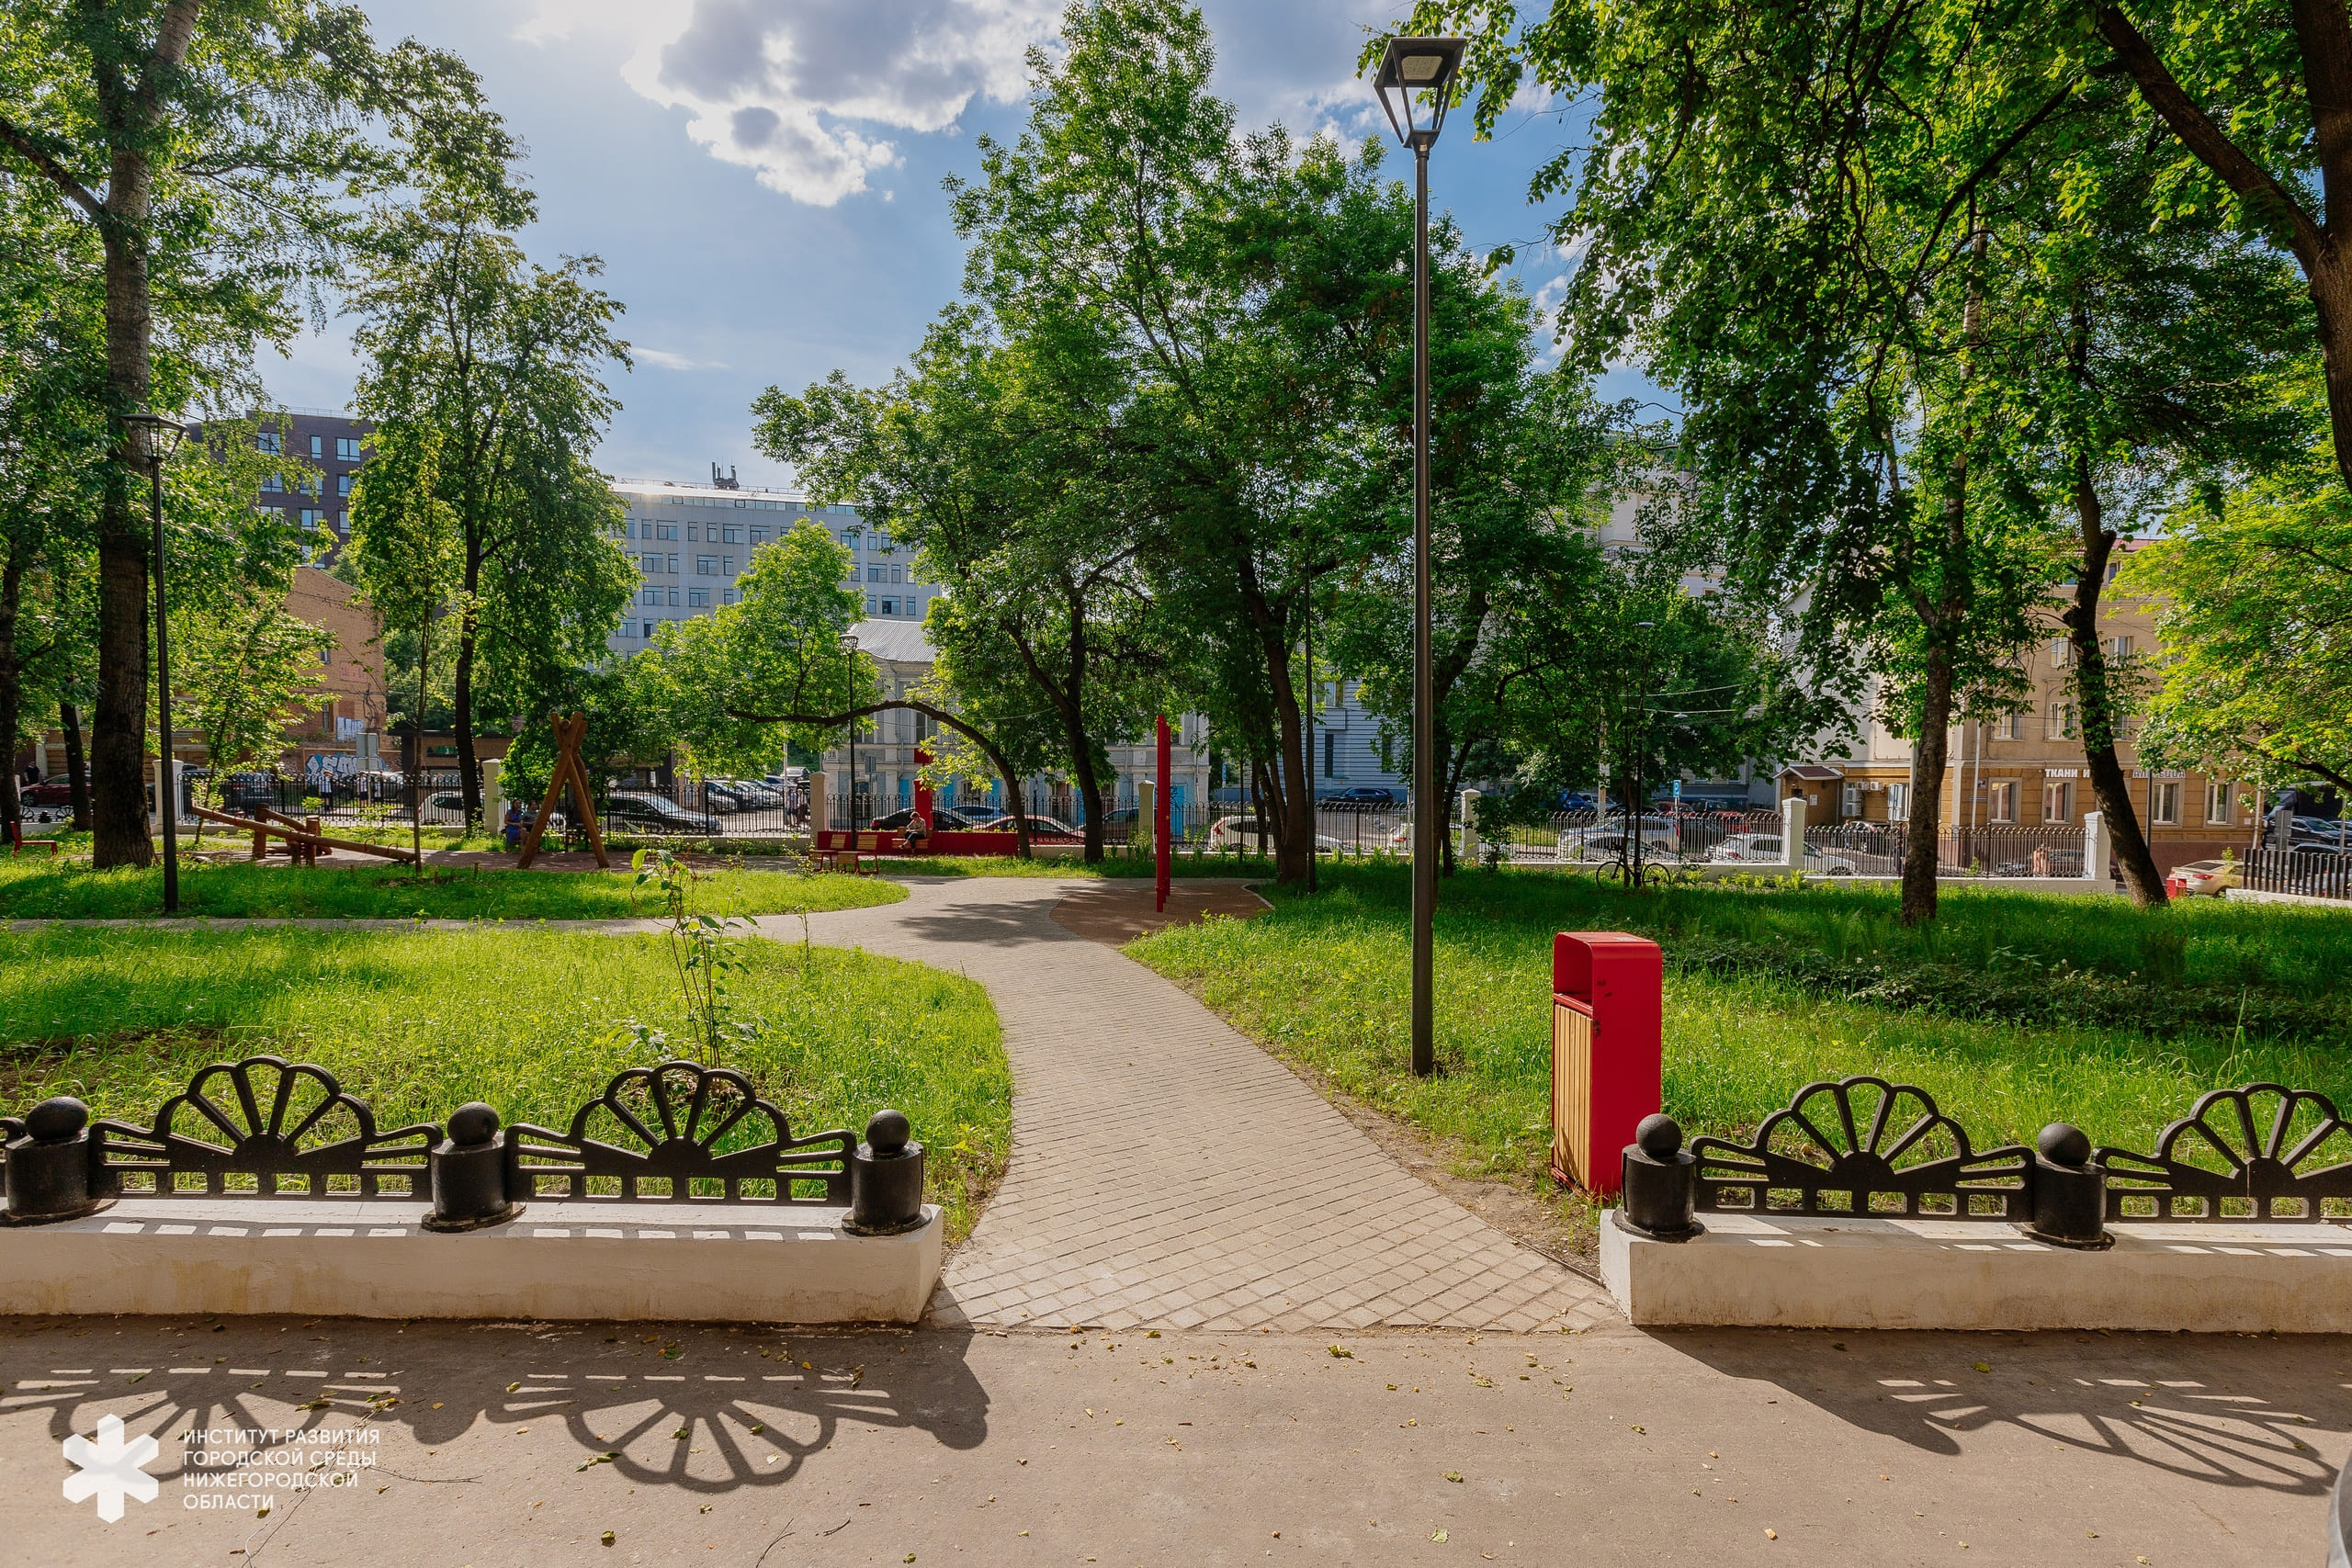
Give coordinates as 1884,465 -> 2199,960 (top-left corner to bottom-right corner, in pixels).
635,347 -> 728,371
507,0 -> 1057,206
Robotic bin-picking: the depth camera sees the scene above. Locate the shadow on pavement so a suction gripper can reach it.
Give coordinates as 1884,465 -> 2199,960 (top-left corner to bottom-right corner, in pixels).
2,1315 -> 989,1498
1661,1325 -> 2346,1494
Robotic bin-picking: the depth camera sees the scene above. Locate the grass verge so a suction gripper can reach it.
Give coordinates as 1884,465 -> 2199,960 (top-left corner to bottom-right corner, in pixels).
0,924 -> 1006,1240
1127,864 -> 2352,1247
0,859 -> 905,920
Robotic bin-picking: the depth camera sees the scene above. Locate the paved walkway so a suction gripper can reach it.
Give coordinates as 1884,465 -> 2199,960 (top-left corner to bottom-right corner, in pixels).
786,878 -> 1613,1335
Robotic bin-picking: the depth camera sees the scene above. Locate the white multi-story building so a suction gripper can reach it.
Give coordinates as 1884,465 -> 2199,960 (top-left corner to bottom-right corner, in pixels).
603,468 -> 936,655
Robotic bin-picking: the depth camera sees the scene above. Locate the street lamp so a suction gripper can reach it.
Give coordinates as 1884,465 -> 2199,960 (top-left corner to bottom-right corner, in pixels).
1375,35 -> 1466,1079
124,412 -> 192,913
1630,621 -> 1656,889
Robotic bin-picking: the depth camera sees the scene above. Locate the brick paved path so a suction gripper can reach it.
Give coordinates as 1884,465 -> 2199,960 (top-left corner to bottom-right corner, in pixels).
785,877 -> 1612,1334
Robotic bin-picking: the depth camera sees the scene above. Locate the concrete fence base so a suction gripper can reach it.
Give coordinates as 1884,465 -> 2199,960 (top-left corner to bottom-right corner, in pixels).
1600,1208 -> 2352,1332
0,1199 -> 944,1323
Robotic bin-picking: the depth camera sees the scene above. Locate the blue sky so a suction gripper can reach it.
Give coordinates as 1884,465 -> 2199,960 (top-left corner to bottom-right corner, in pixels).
272,1 -> 1643,488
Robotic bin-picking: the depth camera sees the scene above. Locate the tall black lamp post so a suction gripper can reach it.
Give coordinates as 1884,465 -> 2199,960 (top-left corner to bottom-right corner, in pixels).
1375,36 -> 1467,1079
125,412 -> 191,913
842,633 -> 861,831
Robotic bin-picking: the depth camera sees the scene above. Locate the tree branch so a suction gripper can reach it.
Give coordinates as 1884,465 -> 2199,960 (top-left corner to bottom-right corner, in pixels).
0,113 -> 104,219
724,697 -> 1034,855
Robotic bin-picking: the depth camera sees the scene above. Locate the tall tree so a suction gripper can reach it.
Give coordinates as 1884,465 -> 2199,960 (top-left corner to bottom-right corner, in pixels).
0,2 -> 497,865
349,146 -> 636,827
757,314 -> 1162,863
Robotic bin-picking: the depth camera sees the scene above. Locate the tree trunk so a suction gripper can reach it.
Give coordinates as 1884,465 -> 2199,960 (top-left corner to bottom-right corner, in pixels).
1902,645 -> 1954,924
61,702 -> 90,829
0,548 -> 21,834
2069,453 -> 2165,904
454,560 -> 481,829
92,220 -> 156,868
1070,739 -> 1107,864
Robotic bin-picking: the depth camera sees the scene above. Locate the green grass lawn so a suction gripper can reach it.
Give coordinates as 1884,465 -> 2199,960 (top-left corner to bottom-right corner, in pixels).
0,924 -> 1007,1239
0,857 -> 906,920
1127,864 -> 2352,1239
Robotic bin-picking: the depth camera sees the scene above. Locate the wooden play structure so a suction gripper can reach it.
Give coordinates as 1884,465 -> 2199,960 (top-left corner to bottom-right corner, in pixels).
515,712 -> 609,869
189,801 -> 419,865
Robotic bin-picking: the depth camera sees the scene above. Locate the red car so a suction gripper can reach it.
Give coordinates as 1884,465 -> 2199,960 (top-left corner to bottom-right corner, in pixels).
18,779 -> 74,807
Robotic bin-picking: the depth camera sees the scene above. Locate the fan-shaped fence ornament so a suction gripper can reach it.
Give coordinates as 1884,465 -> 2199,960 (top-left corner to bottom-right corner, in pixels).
1690,1075 -> 2030,1220
506,1060 -> 854,1204
91,1055 -> 434,1199
2098,1083 -> 2352,1223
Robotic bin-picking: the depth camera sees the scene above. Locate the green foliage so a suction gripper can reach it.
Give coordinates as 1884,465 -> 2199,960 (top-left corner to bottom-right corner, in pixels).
631,520 -> 875,774
171,591 -> 334,796
2124,444 -> 2352,793
630,845 -> 757,1067
0,924 -> 1004,1239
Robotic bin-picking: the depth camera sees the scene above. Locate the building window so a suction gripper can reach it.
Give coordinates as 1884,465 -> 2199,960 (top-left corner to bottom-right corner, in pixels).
656,524 -> 677,541
666,586 -> 679,607
1841,782 -> 1861,818
867,594 -> 878,613
1987,780 -> 2018,823
2152,779 -> 2181,825
723,526 -> 741,544
336,436 -> 362,461
2050,637 -> 2070,667
722,588 -> 738,605
261,473 -> 284,493
879,598 -> 899,615
337,472 -> 353,497
890,565 -> 903,584
2043,781 -> 2073,823
1887,781 -> 1910,819
257,431 -> 282,455
642,621 -> 656,638
2206,780 -> 2234,824
1994,713 -> 2020,741
750,526 -> 767,544
867,566 -> 884,582
2108,634 -> 2133,660
640,553 -> 662,572
666,554 -> 679,574
687,588 -> 711,607
722,557 -> 734,575
695,555 -> 718,575
639,587 -> 662,607
840,530 -> 859,547
1324,729 -> 1337,778
2046,702 -> 2076,740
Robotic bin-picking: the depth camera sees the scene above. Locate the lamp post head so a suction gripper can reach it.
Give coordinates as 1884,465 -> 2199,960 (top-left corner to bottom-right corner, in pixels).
123,411 -> 192,468
1374,37 -> 1468,151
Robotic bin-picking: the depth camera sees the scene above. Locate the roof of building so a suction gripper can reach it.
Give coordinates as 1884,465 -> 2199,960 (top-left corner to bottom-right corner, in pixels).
610,479 -> 860,507
850,617 -> 935,665
1778,763 -> 1846,781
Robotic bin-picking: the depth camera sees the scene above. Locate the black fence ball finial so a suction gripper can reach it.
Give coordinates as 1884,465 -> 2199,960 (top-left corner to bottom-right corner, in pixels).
1620,1112 -> 1700,1242
3,1096 -> 109,1225
2026,1121 -> 2110,1250
846,1108 -> 927,1235
424,1101 -> 520,1232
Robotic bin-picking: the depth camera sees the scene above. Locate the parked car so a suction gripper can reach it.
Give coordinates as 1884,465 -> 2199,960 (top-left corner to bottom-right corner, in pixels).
1209,816 -> 1343,853
1318,786 -> 1399,811
605,792 -> 720,836
418,791 -> 470,827
19,778 -> 74,807
1705,833 -> 1857,874
865,806 -> 984,833
962,812 -> 1085,841
700,779 -> 782,813
2168,858 -> 2241,897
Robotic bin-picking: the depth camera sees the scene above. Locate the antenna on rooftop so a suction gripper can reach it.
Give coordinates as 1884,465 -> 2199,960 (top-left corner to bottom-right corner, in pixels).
711,461 -> 740,490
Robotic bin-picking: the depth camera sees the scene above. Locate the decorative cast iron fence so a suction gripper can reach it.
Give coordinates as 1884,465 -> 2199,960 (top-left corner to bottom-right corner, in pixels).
0,1055 -> 923,1235
1619,1074 -> 2352,1249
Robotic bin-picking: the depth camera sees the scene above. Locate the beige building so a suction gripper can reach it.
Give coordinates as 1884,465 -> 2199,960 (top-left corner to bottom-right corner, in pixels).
1796,557 -> 2256,875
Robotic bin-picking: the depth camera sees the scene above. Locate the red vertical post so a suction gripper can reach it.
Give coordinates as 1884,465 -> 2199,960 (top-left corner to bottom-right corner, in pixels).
1155,713 -> 1172,912
1549,931 -> 1664,1196
912,748 -> 933,833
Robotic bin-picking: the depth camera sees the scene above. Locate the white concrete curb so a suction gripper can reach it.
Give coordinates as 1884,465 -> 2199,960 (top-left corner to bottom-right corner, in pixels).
1600,1207 -> 2352,1332
0,1199 -> 944,1323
